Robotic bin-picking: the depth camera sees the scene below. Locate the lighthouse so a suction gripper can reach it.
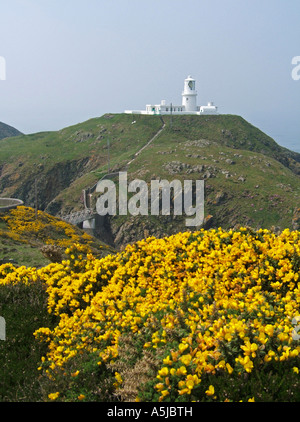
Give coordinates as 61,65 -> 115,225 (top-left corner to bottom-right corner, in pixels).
182,75 -> 197,112
124,75 -> 218,115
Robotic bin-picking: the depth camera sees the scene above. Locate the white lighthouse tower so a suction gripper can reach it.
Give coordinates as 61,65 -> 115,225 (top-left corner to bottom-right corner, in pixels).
182,75 -> 197,112
124,75 -> 218,115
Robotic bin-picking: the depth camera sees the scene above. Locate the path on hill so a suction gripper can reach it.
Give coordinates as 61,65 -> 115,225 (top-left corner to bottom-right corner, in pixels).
126,120 -> 166,167
60,119 -> 166,224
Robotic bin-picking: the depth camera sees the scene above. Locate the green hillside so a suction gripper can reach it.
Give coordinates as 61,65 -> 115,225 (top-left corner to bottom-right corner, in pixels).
0,121 -> 22,141
0,114 -> 163,213
0,206 -> 115,267
0,113 -> 299,248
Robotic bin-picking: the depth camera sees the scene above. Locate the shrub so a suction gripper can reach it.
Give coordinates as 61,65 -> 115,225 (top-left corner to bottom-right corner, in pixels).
2,227 -> 300,401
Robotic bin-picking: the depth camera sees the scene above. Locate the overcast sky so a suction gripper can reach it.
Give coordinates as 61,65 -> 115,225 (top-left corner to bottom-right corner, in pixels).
0,0 -> 299,152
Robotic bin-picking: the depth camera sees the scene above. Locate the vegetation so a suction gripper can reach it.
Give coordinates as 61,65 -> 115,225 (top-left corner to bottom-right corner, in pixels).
1,114 -> 300,402
0,121 -> 22,141
1,208 -> 300,401
0,114 -> 299,243
0,206 -> 114,267
0,280 -> 53,401
0,206 -> 114,401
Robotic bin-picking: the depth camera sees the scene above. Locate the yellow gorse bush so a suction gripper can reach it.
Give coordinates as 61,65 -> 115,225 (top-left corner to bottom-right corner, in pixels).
1,227 -> 300,401
1,206 -> 93,247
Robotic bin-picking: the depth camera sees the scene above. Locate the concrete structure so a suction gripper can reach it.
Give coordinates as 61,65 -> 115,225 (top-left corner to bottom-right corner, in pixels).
0,198 -> 23,212
125,75 -> 218,116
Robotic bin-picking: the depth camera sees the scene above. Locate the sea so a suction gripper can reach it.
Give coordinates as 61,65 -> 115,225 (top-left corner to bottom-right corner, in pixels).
275,138 -> 300,154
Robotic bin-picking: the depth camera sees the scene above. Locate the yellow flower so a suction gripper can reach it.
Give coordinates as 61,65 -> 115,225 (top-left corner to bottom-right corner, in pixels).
176,366 -> 187,376
114,372 -> 123,386
155,383 -> 164,392
78,394 -> 85,400
71,370 -> 80,377
48,392 -> 60,400
157,367 -> 169,378
179,343 -> 189,353
236,355 -> 254,373
264,324 -> 274,336
185,374 -> 201,391
205,385 -> 215,396
278,332 -> 289,342
163,355 -> 173,365
180,354 -> 192,366
226,363 -> 234,374
241,341 -> 258,358
170,368 -> 176,376
264,350 -> 276,363
159,390 -> 170,401
178,387 -> 190,396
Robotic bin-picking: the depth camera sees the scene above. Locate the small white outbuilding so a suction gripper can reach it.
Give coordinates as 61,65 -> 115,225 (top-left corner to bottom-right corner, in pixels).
125,75 -> 218,116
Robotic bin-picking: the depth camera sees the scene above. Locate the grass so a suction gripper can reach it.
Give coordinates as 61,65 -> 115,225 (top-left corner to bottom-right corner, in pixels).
0,114 -> 163,166
0,112 -> 299,245
0,237 -> 49,267
0,281 -> 55,401
126,120 -> 300,232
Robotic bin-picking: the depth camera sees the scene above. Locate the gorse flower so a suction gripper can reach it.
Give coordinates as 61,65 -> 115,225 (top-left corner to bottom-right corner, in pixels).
48,392 -> 60,401
0,206 -> 104,256
1,226 -> 300,401
205,385 -> 215,396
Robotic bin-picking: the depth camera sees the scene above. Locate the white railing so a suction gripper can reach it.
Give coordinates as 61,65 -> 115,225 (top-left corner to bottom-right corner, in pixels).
61,209 -> 95,225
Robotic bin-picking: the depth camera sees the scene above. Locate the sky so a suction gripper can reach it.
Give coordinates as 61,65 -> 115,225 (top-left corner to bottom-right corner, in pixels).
0,0 -> 299,152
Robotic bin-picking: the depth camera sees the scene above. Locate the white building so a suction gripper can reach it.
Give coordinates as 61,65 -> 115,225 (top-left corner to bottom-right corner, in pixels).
125,75 -> 218,116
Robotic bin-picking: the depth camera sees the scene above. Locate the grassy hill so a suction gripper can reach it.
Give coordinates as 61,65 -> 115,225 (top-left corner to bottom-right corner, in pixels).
0,206 -> 115,267
0,113 -> 299,248
0,114 -> 163,213
0,121 -> 22,140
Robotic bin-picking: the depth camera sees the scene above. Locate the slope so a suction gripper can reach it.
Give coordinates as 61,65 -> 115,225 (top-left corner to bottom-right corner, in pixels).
0,113 -> 299,248
0,206 -> 115,267
0,121 -> 22,140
